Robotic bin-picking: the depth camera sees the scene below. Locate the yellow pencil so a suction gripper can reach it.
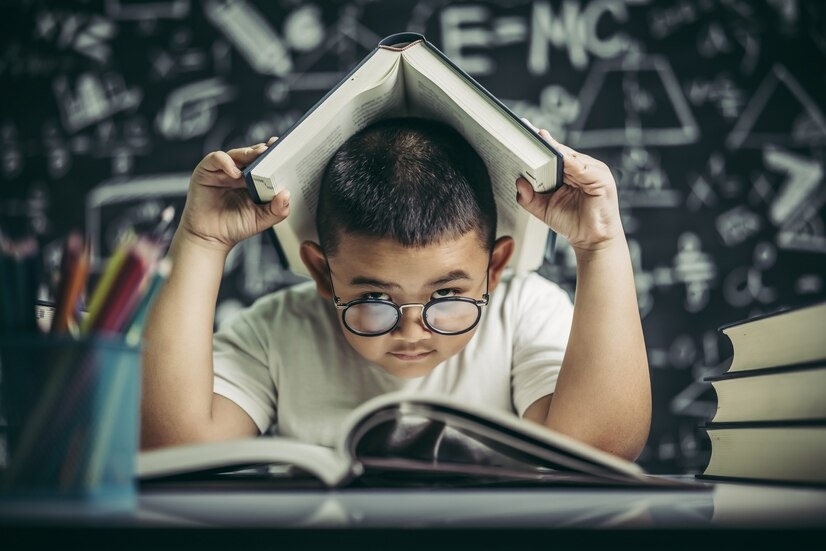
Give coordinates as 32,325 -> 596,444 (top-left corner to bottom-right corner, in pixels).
80,231 -> 134,334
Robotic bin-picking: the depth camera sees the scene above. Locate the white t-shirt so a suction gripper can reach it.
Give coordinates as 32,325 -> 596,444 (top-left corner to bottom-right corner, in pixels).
212,272 -> 573,448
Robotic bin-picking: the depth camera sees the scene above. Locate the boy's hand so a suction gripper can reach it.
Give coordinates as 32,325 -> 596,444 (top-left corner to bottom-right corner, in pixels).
516,130 -> 624,253
179,137 -> 291,253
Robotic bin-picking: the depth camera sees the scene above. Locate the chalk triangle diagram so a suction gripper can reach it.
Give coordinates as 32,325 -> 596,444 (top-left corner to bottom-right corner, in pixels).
726,64 -> 826,150
568,55 -> 699,148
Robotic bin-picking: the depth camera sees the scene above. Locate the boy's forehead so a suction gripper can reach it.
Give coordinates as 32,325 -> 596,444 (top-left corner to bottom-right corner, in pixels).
330,231 -> 489,283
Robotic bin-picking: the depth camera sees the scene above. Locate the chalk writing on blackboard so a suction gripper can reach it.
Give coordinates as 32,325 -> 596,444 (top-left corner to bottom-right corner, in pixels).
727,65 -> 826,149
569,56 -> 699,148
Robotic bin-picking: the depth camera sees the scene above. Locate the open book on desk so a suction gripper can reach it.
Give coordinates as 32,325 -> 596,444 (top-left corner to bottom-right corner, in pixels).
243,32 -> 562,279
139,392 -> 694,489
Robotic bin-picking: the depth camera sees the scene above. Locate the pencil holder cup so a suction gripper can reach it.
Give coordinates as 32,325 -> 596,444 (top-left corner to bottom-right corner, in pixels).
0,335 -> 141,510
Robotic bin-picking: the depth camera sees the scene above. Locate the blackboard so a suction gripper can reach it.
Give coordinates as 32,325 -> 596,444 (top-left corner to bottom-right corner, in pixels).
2,0 -> 825,473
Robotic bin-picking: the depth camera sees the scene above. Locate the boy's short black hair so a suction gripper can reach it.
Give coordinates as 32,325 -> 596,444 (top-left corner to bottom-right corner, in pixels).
316,117 -> 497,255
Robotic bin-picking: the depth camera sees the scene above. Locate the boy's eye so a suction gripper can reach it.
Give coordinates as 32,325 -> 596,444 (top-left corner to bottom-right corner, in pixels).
362,291 -> 391,301
431,288 -> 460,299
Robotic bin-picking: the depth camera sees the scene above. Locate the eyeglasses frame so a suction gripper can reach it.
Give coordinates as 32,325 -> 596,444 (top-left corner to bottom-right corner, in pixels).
327,264 -> 491,337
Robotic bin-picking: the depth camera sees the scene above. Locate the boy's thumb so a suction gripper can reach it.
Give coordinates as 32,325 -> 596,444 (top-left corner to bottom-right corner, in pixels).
515,178 -> 546,221
262,189 -> 291,226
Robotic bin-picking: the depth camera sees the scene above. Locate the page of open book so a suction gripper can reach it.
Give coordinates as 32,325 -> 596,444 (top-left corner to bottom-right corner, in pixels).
338,392 -> 648,481
137,437 -> 357,487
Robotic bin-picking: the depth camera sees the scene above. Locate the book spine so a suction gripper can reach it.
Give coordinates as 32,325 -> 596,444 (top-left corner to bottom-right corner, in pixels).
378,32 -> 426,49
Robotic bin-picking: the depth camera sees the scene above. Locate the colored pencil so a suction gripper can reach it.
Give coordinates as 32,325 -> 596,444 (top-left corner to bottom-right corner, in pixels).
51,233 -> 90,334
91,238 -> 158,334
80,232 -> 134,334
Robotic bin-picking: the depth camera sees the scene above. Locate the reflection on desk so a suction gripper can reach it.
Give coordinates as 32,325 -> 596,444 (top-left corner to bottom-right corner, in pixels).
132,476 -> 826,529
138,485 -> 711,529
2,476 -> 825,531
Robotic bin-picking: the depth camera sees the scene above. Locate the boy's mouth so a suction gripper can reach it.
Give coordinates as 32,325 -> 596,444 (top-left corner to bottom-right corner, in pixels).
389,350 -> 434,361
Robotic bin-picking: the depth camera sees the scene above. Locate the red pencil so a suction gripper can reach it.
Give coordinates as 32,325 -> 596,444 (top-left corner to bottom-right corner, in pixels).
90,239 -> 156,334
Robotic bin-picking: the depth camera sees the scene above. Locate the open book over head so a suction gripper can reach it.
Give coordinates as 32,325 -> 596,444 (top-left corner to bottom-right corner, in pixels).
243,32 -> 563,279
139,392 -> 695,489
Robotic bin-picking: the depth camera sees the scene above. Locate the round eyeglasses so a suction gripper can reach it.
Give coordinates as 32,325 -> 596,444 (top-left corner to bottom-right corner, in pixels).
328,271 -> 490,337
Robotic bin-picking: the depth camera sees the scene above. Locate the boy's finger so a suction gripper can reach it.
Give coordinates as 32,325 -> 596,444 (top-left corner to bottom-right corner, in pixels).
540,131 -> 575,156
521,117 -> 540,133
521,127 -> 602,188
200,151 -> 243,179
536,129 -> 598,166
521,121 -> 585,162
226,142 -> 270,167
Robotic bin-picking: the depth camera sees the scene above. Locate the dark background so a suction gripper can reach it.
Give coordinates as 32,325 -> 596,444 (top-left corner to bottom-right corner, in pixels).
1,0 -> 825,474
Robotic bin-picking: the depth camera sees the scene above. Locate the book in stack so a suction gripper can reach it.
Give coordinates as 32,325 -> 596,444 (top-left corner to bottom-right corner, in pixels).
700,301 -> 826,485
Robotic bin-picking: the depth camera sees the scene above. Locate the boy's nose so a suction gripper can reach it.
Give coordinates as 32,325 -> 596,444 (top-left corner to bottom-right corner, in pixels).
393,306 -> 431,339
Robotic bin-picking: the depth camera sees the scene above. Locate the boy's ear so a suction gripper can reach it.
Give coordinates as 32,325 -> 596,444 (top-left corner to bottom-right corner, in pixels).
488,236 -> 515,291
299,241 -> 333,299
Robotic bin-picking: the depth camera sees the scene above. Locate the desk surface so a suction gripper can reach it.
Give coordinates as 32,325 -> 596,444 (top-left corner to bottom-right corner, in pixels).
3,476 -> 826,530
3,478 -> 826,549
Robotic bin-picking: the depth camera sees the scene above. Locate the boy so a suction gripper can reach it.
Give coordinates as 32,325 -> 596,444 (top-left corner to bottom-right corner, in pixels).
141,118 -> 651,461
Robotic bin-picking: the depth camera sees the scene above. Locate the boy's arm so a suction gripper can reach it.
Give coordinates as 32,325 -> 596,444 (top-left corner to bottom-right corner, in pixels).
141,231 -> 257,448
517,131 -> 651,461
141,140 -> 290,449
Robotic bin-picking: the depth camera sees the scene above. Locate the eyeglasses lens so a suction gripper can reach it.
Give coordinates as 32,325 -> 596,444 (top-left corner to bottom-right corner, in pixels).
344,302 -> 399,335
425,300 -> 479,333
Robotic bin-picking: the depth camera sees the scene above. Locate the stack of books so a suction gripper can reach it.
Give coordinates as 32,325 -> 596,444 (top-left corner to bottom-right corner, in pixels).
699,301 -> 826,485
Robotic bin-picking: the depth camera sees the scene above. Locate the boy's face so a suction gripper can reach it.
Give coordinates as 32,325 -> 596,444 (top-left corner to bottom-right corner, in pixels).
317,231 -> 510,379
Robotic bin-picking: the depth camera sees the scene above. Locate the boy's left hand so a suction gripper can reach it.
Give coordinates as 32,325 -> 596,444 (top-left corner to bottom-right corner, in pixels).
516,129 -> 624,252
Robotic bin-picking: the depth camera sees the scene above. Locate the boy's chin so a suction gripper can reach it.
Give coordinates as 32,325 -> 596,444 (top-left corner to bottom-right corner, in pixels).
375,354 -> 441,379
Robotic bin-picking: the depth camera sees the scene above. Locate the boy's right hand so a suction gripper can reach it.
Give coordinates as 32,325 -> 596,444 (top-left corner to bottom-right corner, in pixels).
178,137 -> 291,253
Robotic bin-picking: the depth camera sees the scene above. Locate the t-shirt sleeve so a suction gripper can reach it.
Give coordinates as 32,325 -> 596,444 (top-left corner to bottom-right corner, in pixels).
212,304 -> 278,434
510,273 -> 574,417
